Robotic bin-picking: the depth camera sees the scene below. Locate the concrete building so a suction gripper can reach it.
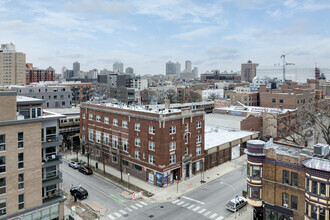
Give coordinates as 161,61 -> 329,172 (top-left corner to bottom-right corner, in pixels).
241,60 -> 259,83
107,74 -> 118,88
250,76 -> 281,92
0,90 -> 65,219
166,61 -> 181,77
109,87 -> 136,105
193,67 -> 198,78
25,63 -> 55,85
11,85 -> 72,108
125,67 -> 134,74
201,70 -> 240,82
87,69 -> 98,79
0,43 -> 26,85
245,139 -> 330,220
185,61 -> 192,72
202,89 -> 224,101
113,62 -> 124,74
80,102 -> 205,186
73,61 -> 80,77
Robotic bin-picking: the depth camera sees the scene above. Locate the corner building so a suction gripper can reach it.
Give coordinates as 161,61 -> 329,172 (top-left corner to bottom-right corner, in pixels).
80,103 -> 205,186
245,140 -> 330,220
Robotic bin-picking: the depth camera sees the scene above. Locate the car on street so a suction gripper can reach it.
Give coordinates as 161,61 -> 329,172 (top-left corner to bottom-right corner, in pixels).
70,186 -> 88,200
78,166 -> 93,175
68,161 -> 80,169
225,196 -> 247,212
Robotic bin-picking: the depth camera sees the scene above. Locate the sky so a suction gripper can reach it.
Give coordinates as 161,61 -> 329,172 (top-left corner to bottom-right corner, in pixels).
1,0 -> 330,75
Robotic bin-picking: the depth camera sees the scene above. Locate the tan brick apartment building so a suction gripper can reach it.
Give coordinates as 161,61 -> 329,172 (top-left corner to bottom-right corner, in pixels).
225,92 -> 259,106
0,90 -> 65,219
245,139 -> 329,220
80,103 -> 205,186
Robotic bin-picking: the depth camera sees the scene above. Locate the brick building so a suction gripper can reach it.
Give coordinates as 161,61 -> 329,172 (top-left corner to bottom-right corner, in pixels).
225,92 -> 259,106
241,60 -> 258,83
26,63 -> 55,85
80,103 -> 205,186
245,139 -> 330,220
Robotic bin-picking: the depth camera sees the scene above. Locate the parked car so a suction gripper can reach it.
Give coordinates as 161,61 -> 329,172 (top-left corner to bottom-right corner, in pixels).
225,196 -> 247,212
78,166 -> 93,175
70,187 -> 88,200
68,161 -> 81,169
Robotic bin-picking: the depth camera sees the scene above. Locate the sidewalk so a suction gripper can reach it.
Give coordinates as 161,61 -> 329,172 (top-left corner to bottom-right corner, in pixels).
64,152 -> 247,204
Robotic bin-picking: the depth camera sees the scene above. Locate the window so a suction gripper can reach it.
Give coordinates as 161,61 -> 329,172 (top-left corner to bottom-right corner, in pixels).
0,135 -> 5,152
320,182 -> 326,197
311,180 -> 318,194
135,138 -> 140,147
82,113 -> 85,119
196,121 -> 202,128
45,166 -> 57,179
122,139 -> 128,152
306,178 -> 310,191
305,201 -> 308,215
291,195 -> 298,210
169,126 -> 176,134
149,126 -> 155,134
0,178 -> 5,195
169,142 -> 176,151
185,148 -> 188,156
18,153 -> 24,169
283,170 -> 289,184
291,172 -> 298,187
89,114 -> 93,120
247,164 -> 250,176
135,151 -> 140,160
185,123 -> 189,132
113,119 -> 118,126
88,129 -> 93,141
133,164 -> 142,171
104,117 -> 109,124
184,134 -> 188,144
280,99 -> 283,103
112,156 -> 118,163
17,132 -> 24,149
135,123 -> 140,131
311,205 -> 317,219
196,135 -> 202,144
18,194 -> 24,210
112,136 -> 118,149
319,206 -> 325,220
104,133 -> 109,145
196,147 -> 201,155
96,131 -> 101,143
272,98 -> 276,103
96,115 -> 101,122
149,155 -> 155,164
122,121 -> 128,128
0,199 -> 5,216
282,193 -> 289,207
251,186 -> 260,199
252,166 -> 261,178
122,160 -> 129,167
169,155 -> 176,165
18,174 -> 24,190
148,141 -> 155,151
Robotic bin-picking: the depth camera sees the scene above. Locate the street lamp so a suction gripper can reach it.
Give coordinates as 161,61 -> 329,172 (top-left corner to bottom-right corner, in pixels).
220,181 -> 237,219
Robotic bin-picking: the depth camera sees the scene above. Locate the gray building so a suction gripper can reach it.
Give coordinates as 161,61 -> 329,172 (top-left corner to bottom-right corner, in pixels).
12,85 -> 73,108
113,62 -> 124,74
110,87 -> 135,105
126,67 -> 134,74
166,61 -> 181,76
73,61 -> 80,77
107,74 -> 118,88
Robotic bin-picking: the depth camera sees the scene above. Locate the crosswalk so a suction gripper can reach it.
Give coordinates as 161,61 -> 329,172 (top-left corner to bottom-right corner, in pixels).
107,201 -> 149,220
172,199 -> 224,220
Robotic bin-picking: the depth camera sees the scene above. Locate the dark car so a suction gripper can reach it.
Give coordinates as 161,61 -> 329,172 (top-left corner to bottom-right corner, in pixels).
70,187 -> 88,200
78,166 -> 93,175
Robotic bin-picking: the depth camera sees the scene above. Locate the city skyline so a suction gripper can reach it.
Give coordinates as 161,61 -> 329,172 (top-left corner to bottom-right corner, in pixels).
1,0 -> 330,75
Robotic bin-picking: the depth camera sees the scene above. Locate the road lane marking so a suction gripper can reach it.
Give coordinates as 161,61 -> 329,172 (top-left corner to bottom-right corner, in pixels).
109,194 -> 126,204
193,206 -> 200,212
198,208 -> 206,214
131,205 -> 138,210
172,199 -> 180,204
204,211 -> 211,217
107,214 -> 117,220
187,204 -> 195,209
177,201 -> 185,205
135,203 -> 143,208
215,216 -> 224,220
113,212 -> 121,218
209,213 -> 218,219
119,210 -> 127,215
140,201 -> 148,206
126,207 -> 133,212
182,196 -> 205,205
182,202 -> 190,207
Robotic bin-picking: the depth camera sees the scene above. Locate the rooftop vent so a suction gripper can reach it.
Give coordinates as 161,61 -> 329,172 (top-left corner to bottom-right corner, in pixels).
313,144 -> 329,157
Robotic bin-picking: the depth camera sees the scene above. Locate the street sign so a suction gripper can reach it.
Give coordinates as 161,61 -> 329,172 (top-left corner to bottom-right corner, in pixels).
176,180 -> 179,184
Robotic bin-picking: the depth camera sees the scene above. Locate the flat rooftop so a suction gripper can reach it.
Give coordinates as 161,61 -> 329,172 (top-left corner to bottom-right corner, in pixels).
47,107 -> 80,115
205,113 -> 245,129
216,105 -> 294,114
17,96 -> 43,104
264,141 -> 313,158
147,101 -> 214,109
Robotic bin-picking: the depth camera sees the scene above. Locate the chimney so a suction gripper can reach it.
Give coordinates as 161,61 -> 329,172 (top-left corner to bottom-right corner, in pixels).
165,99 -> 170,109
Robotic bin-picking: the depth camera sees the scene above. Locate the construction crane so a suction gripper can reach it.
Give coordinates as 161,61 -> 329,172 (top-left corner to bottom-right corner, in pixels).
280,53 -> 295,82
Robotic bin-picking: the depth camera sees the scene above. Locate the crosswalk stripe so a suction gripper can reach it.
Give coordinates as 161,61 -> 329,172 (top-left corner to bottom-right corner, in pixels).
119,210 -> 127,215
177,201 -> 185,205
172,199 -> 180,204
131,205 -> 138,210
182,202 -> 190,207
140,201 -> 148,206
209,213 -> 218,219
215,216 -> 224,220
107,214 -> 116,220
187,204 -> 195,209
126,207 -> 133,212
198,208 -> 206,214
193,206 -> 200,212
113,212 -> 121,218
135,203 -> 143,208
204,211 -> 211,217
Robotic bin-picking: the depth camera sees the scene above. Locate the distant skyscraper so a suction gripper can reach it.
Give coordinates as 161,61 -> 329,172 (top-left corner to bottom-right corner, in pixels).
185,60 -> 192,72
193,67 -> 198,78
166,61 -> 176,76
241,60 -> 258,83
73,61 -> 80,77
126,67 -> 134,74
113,62 -> 124,74
0,43 -> 26,85
175,62 -> 181,76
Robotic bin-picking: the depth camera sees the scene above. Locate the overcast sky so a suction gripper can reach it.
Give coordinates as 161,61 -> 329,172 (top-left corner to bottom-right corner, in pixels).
1,0 -> 330,75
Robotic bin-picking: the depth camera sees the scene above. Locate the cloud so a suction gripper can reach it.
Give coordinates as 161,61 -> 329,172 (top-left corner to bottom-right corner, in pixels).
207,47 -> 239,55
172,26 -> 221,40
64,0 -> 130,15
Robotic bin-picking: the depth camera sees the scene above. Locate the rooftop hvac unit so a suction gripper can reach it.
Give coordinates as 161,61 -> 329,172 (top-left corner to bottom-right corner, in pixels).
314,144 -> 330,157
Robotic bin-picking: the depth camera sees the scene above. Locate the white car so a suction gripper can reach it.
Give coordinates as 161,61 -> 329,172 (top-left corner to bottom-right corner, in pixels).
225,196 -> 247,212
68,161 -> 81,169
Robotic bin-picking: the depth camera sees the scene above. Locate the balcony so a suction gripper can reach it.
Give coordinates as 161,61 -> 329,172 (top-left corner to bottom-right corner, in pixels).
42,172 -> 63,187
59,127 -> 80,133
42,135 -> 62,148
43,189 -> 66,204
42,154 -> 62,168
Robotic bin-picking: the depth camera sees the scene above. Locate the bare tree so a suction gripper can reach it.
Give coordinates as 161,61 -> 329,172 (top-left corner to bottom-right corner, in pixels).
189,91 -> 202,102
208,93 -> 219,101
166,89 -> 177,103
